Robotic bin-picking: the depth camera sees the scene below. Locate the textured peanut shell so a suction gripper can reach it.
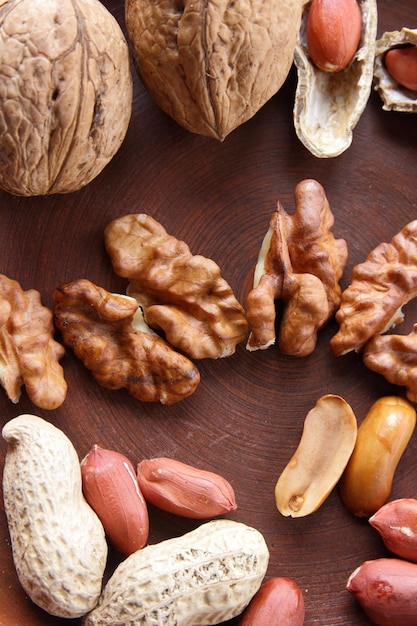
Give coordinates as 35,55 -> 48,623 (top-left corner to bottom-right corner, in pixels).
374,28 -> 417,113
84,519 -> 269,626
293,0 -> 377,157
2,414 -> 108,618
125,0 -> 302,140
0,0 -> 132,196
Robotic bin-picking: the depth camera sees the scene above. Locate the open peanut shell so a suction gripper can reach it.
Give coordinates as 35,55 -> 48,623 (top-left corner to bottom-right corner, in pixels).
373,27 -> 417,112
293,0 -> 378,157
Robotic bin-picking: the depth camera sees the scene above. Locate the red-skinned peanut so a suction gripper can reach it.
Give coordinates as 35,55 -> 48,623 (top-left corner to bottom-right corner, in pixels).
369,498 -> 417,562
137,457 -> 237,519
347,558 -> 417,626
238,577 -> 305,625
385,47 -> 417,91
81,445 -> 149,555
307,0 -> 362,72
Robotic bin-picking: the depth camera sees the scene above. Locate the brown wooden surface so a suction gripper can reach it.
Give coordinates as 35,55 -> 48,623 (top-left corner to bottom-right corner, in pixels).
1,1 -> 417,624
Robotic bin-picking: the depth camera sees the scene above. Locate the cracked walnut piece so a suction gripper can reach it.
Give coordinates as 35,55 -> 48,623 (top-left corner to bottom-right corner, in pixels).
331,220 -> 417,356
104,214 -> 248,360
53,279 -> 200,405
246,179 -> 348,356
0,274 -> 67,409
363,325 -> 417,404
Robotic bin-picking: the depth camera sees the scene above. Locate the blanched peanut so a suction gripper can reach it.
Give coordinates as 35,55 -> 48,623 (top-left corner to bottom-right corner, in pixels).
275,394 -> 357,517
339,396 -> 416,518
347,558 -> 417,626
238,577 -> 305,625
137,457 -> 237,519
385,46 -> 417,92
369,498 -> 417,562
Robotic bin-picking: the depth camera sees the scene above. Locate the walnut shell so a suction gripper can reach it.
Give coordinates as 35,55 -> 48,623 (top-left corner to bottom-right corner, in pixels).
293,0 -> 377,157
0,0 -> 132,196
373,28 -> 417,113
125,0 -> 302,141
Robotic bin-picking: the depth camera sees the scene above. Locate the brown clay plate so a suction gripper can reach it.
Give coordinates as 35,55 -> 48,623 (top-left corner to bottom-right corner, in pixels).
1,1 -> 417,624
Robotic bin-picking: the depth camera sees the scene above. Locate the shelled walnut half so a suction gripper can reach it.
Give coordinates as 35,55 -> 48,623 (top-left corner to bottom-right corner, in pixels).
331,220 -> 417,356
53,279 -> 200,404
363,326 -> 417,404
0,274 -> 67,409
246,179 -> 348,357
104,214 -> 248,360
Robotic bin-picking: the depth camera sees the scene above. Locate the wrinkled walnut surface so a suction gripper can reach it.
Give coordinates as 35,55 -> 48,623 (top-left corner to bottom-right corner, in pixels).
53,278 -> 200,404
104,214 -> 248,359
0,274 -> 67,409
363,325 -> 417,403
331,220 -> 417,356
125,0 -> 302,140
246,179 -> 348,356
0,0 -> 132,196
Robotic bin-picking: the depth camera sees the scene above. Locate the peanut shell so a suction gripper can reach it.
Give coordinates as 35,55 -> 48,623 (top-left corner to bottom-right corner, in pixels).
2,414 -> 107,618
374,28 -> 417,112
84,519 -> 269,626
293,0 -> 377,157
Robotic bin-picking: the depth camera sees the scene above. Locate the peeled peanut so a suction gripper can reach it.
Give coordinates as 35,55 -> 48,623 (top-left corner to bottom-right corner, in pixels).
81,445 -> 149,555
275,394 -> 357,517
306,0 -> 362,72
369,498 -> 417,562
385,46 -> 417,92
347,558 -> 417,626
238,577 -> 305,625
137,457 -> 237,519
339,396 -> 416,518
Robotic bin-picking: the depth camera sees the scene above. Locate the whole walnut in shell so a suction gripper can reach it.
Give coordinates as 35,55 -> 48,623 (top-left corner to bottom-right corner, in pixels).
0,0 -> 132,196
125,0 -> 302,140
